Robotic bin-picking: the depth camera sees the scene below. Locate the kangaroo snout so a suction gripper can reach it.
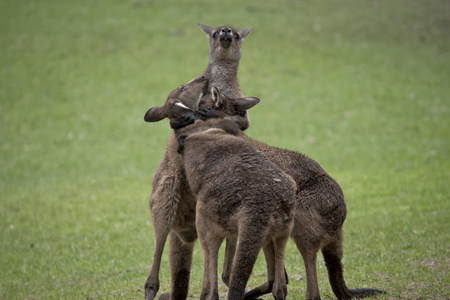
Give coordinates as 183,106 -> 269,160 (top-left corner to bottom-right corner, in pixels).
220,28 -> 233,48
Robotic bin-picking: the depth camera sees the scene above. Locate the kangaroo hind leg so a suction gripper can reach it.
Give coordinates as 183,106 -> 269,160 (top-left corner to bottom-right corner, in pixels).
228,227 -> 265,300
197,214 -> 223,300
243,240 -> 276,299
271,226 -> 291,300
293,237 -> 321,300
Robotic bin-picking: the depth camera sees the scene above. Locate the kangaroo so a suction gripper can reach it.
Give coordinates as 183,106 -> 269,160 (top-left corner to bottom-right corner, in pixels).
175,117 -> 295,300
193,23 -> 251,130
144,40 -> 254,299
152,86 -> 387,300
179,23 -> 252,294
195,25 -> 251,98
236,136 -> 387,300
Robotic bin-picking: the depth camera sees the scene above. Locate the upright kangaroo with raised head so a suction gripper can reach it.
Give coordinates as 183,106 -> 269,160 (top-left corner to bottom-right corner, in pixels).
144,23 -> 251,298
194,23 -> 251,130
196,24 -> 250,97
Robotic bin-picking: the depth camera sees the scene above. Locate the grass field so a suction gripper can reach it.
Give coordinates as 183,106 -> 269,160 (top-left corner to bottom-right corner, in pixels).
1,0 -> 449,299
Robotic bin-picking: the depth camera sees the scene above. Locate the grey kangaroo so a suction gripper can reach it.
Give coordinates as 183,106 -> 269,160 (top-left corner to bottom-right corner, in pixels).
146,84 -> 386,299
192,23 -> 251,130
143,23 -> 251,300
175,116 -> 295,300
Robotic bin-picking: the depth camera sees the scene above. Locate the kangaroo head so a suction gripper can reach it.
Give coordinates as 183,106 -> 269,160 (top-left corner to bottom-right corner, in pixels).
198,85 -> 260,117
198,24 -> 251,62
144,76 -> 209,122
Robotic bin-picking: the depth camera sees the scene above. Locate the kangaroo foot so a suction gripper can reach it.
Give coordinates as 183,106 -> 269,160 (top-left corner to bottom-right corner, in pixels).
144,280 -> 158,300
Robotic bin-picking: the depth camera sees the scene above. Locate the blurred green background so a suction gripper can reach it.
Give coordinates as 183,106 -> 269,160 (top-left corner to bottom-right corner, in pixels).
1,0 -> 448,299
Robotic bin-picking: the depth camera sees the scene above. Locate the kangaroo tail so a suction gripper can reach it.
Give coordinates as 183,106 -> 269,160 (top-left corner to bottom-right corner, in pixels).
322,242 -> 386,300
322,244 -> 353,299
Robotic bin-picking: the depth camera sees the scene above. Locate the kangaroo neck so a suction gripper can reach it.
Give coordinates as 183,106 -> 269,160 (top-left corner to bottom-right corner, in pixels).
207,59 -> 238,76
203,59 -> 242,97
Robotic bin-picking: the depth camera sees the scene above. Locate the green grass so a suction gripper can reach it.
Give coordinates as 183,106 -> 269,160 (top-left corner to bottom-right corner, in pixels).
1,0 -> 449,299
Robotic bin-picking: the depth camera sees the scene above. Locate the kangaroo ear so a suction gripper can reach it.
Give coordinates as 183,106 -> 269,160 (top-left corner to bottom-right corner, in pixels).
144,106 -> 166,122
232,97 -> 260,110
211,86 -> 223,108
239,28 -> 252,39
198,23 -> 214,36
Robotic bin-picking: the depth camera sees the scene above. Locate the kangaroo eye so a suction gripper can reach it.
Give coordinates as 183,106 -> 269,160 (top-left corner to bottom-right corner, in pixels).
213,32 -> 219,38
234,34 -> 239,39
181,85 -> 187,91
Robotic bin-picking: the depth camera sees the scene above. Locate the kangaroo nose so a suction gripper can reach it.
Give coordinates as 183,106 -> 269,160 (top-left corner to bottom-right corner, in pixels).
219,27 -> 233,48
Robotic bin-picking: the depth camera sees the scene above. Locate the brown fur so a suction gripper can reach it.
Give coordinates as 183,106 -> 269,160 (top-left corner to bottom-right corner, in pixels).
175,118 -> 295,300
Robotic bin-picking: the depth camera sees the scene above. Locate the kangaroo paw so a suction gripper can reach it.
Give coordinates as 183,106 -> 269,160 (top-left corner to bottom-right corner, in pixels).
170,115 -> 195,130
177,133 -> 188,154
196,108 -> 219,120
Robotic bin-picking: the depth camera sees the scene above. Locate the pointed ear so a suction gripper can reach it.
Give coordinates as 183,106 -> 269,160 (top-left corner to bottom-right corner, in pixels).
232,97 -> 260,110
239,28 -> 252,39
198,23 -> 214,36
144,106 -> 166,122
211,86 -> 223,107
